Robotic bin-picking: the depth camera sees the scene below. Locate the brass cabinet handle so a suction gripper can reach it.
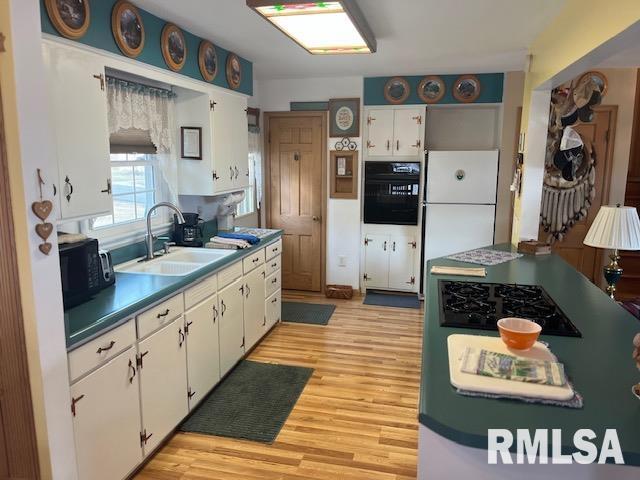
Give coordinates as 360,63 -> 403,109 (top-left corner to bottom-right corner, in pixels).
221,300 -> 226,316
64,176 -> 73,202
212,305 -> 218,322
245,283 -> 250,298
230,166 -> 234,180
96,340 -> 115,354
396,140 -> 400,150
178,328 -> 185,347
386,140 -> 390,150
156,308 -> 170,319
128,359 -> 136,384
383,241 -> 387,251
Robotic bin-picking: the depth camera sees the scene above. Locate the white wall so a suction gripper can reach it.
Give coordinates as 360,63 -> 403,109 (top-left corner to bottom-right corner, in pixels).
5,1 -> 78,478
258,76 -> 364,288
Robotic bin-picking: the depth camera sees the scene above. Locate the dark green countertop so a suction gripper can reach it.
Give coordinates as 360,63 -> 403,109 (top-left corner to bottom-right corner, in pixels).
64,230 -> 282,350
420,244 -> 640,465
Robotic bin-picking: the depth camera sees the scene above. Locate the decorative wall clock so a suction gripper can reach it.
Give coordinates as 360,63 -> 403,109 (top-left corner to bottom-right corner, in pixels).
453,74 -> 481,103
198,40 -> 218,82
417,75 -> 445,104
111,0 -> 145,58
161,23 -> 187,72
384,77 -> 410,104
45,0 -> 91,40
329,98 -> 360,137
226,53 -> 242,90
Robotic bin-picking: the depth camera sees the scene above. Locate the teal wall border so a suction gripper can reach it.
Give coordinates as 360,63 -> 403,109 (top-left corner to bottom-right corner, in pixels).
40,0 -> 253,96
364,73 -> 503,105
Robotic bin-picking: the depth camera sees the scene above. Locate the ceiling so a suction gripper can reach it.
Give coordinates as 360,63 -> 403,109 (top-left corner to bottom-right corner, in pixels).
134,0 -> 564,80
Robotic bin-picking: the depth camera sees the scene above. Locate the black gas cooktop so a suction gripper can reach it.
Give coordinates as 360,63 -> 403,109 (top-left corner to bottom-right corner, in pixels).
438,280 -> 581,337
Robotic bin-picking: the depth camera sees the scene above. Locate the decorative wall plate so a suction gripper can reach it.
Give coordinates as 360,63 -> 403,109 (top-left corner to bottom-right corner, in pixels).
111,0 -> 144,58
453,74 -> 481,103
161,23 -> 187,72
226,53 -> 242,90
417,75 -> 445,104
577,71 -> 608,97
198,40 -> 218,82
384,77 -> 410,104
45,0 -> 90,39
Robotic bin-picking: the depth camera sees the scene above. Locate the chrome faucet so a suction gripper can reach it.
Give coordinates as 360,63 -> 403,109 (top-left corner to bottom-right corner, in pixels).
145,202 -> 185,261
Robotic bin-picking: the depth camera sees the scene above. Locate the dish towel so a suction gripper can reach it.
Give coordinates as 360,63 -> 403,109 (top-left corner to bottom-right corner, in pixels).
209,236 -> 251,249
217,232 -> 261,245
446,248 -> 523,266
456,380 -> 583,409
430,266 -> 487,277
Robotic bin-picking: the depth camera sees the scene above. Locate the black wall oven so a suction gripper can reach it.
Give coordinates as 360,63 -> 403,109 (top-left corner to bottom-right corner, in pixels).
363,162 -> 420,225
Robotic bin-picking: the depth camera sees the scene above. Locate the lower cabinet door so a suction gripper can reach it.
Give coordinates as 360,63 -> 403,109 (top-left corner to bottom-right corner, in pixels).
388,236 -> 416,290
138,318 -> 188,456
363,234 -> 390,289
185,294 -> 220,409
265,288 -> 281,329
218,277 -> 245,376
70,347 -> 142,480
243,266 -> 267,350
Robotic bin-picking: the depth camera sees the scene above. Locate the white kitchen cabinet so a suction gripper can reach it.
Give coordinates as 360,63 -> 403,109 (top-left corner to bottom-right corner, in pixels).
388,235 -> 416,289
218,277 -> 245,376
138,318 -> 188,455
265,290 -> 281,330
365,106 -> 424,159
43,42 -> 112,220
365,109 -> 394,156
176,88 -> 248,196
363,234 -> 391,288
184,295 -> 220,409
243,266 -> 267,351
363,234 -> 417,291
393,109 -> 423,156
70,347 -> 142,480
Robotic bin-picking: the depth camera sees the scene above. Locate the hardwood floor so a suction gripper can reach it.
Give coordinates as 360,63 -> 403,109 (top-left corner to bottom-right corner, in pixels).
134,291 -> 424,480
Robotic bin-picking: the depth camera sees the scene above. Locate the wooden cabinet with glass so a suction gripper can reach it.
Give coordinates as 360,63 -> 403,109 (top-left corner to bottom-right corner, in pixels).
330,150 -> 358,199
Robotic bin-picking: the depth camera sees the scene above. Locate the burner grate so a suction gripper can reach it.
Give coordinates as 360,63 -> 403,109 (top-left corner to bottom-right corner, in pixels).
438,280 -> 581,337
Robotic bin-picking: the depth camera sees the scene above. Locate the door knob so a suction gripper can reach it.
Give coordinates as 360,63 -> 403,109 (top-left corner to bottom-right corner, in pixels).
312,216 -> 320,222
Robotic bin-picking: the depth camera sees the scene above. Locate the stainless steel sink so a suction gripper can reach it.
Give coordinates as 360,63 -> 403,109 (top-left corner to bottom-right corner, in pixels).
115,247 -> 235,277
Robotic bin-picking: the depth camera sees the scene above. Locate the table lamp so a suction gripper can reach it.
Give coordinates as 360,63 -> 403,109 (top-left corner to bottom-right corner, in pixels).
583,204 -> 640,299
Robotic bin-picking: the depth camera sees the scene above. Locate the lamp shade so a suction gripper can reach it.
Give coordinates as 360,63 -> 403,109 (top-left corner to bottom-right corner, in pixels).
583,205 -> 640,250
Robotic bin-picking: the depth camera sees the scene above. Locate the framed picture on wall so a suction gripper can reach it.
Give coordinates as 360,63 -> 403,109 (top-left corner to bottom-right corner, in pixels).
161,23 -> 187,72
111,0 -> 145,58
45,0 -> 91,40
328,98 -> 360,138
181,127 -> 202,160
198,40 -> 218,82
226,53 -> 242,90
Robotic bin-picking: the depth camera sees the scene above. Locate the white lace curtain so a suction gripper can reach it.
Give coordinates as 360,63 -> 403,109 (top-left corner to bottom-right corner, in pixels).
106,76 -> 178,203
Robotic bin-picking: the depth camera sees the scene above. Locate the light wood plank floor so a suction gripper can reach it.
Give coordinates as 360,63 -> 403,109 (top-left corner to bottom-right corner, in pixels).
135,291 -> 424,480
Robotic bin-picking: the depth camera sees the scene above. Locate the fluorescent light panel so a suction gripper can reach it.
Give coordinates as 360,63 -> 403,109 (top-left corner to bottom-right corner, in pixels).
248,1 -> 375,55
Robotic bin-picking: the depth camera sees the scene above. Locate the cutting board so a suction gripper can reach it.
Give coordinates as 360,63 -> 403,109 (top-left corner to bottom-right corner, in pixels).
447,334 -> 575,401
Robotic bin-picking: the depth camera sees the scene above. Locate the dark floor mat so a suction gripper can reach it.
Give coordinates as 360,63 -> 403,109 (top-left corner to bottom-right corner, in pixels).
281,301 -> 336,325
180,360 -> 313,443
363,291 -> 421,309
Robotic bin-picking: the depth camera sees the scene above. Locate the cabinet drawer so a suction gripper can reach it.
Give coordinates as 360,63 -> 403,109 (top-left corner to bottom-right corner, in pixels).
243,249 -> 265,273
265,254 -> 281,277
265,239 -> 282,260
184,273 -> 217,309
137,294 -> 184,339
68,320 -> 136,382
265,290 -> 281,328
217,261 -> 243,289
265,268 -> 281,297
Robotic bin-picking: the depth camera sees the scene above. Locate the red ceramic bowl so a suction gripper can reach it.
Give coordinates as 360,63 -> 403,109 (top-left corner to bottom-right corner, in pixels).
497,317 -> 541,350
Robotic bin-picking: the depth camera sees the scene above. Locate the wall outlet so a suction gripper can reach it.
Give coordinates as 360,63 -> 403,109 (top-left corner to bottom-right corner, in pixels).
338,255 -> 347,267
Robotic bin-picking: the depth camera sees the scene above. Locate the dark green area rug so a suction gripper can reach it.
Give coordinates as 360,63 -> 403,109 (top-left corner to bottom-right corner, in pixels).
180,360 -> 313,443
281,301 -> 336,325
364,290 -> 421,309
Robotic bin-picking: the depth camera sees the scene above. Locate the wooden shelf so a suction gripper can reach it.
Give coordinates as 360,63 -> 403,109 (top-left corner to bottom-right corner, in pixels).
330,150 -> 358,199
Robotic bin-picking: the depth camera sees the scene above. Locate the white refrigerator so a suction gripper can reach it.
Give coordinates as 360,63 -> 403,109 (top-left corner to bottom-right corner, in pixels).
422,150 -> 499,263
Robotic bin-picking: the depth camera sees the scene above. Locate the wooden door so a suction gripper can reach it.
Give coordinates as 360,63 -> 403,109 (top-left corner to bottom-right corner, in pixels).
540,106 -> 616,281
184,295 -> 220,409
218,278 -> 245,376
43,42 -> 112,220
393,108 -> 423,156
71,348 -> 142,480
363,234 -> 390,289
138,318 -> 188,455
243,266 -> 267,350
266,112 -> 326,291
366,109 -> 394,156
0,69 -> 40,480
388,235 -> 416,290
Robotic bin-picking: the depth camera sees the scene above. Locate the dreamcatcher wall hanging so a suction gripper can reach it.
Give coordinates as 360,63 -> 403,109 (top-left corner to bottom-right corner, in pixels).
540,74 -> 605,243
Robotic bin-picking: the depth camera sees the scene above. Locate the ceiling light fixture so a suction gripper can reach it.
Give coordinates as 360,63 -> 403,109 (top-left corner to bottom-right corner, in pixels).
246,1 -> 376,55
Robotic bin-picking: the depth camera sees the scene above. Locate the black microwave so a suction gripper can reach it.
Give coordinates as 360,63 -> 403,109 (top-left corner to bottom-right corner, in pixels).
59,238 -> 114,309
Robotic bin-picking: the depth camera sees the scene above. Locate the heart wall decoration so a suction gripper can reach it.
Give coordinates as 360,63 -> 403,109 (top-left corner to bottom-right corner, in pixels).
32,169 -> 54,255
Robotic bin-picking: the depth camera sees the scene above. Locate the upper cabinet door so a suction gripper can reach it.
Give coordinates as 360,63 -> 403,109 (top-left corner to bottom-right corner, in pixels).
43,43 -> 112,220
231,95 -> 250,190
211,91 -> 243,194
393,109 -> 423,156
366,109 -> 394,156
